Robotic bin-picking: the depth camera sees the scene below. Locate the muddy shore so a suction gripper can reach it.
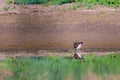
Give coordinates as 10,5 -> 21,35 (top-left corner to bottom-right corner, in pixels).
0,4 -> 120,51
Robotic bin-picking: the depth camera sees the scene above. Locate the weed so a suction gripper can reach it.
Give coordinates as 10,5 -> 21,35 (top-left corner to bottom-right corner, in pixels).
5,0 -> 11,4
1,53 -> 120,80
2,6 -> 9,11
13,0 -> 120,8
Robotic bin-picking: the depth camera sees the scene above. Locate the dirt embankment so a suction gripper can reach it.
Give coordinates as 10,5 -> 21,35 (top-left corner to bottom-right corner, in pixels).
0,4 -> 120,51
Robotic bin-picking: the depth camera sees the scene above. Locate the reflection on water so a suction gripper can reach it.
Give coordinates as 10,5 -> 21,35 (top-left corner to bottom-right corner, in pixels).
5,54 -> 120,80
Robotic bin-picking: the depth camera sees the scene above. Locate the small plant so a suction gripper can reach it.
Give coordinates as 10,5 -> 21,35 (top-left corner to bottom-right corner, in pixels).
5,0 -> 11,4
87,4 -> 94,9
2,6 -> 9,11
74,3 -> 80,8
67,3 -> 80,10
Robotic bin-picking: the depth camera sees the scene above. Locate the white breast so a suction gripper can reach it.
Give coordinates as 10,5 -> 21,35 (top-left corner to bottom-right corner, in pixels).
76,53 -> 82,58
76,44 -> 82,49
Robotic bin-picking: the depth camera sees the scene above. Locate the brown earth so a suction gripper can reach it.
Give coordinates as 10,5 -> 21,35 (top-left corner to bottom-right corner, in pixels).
0,3 -> 120,51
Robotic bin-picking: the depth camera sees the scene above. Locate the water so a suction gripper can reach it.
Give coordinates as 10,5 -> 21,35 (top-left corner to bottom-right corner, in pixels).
5,54 -> 120,80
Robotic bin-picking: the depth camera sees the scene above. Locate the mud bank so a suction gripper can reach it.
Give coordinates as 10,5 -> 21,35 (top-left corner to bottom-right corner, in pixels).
0,10 -> 120,51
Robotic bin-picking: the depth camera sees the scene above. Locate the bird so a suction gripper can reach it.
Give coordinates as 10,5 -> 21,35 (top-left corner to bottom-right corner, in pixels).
73,41 -> 83,59
74,52 -> 83,59
74,42 -> 83,50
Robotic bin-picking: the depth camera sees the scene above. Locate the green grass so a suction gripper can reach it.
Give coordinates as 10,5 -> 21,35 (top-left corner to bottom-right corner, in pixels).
13,0 -> 120,8
0,53 -> 120,80
0,60 -> 8,70
14,0 -> 48,4
5,0 -> 11,4
2,6 -> 9,11
84,54 -> 120,75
